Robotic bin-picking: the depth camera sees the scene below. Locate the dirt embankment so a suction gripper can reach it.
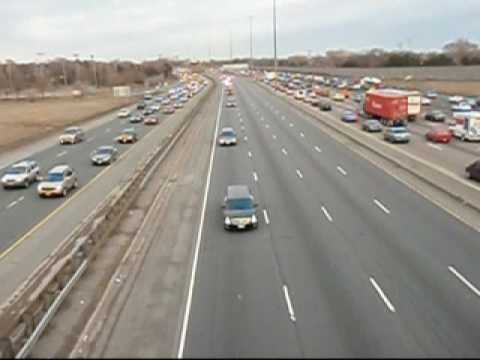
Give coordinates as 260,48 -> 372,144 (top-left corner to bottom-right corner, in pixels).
0,92 -> 138,152
383,80 -> 480,96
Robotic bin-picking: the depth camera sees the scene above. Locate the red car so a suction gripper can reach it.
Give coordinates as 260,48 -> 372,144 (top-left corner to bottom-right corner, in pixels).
425,128 -> 453,143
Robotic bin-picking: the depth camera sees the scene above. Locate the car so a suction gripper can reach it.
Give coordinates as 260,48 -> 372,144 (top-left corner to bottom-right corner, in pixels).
128,115 -> 143,124
144,116 -> 159,125
116,128 -> 138,144
59,127 -> 85,145
361,119 -> 382,132
179,96 -> 189,103
425,128 -> 453,143
150,104 -> 161,111
1,160 -> 41,189
174,102 -> 184,109
384,126 -> 411,143
90,146 -> 119,165
137,102 -> 146,110
425,91 -> 438,99
218,127 -> 237,146
118,108 -> 131,118
466,160 -> 480,181
37,165 -> 78,197
424,110 -> 446,122
332,93 -> 345,102
449,95 -> 464,104
421,97 -> 432,106
466,98 -> 477,108
161,99 -> 171,106
154,96 -> 164,103
226,100 -> 237,108
318,101 -> 332,111
294,90 -> 306,100
222,185 -> 258,230
341,111 -> 358,123
143,94 -> 153,101
163,106 -> 175,115
451,102 -> 472,112
142,108 -> 154,116
353,93 -> 364,103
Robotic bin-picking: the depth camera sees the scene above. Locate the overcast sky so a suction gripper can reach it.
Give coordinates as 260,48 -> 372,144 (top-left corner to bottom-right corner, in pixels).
1,0 -> 479,62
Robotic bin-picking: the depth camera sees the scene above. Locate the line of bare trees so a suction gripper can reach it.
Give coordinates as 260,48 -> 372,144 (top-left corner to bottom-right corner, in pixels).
0,58 -> 173,97
219,38 -> 480,69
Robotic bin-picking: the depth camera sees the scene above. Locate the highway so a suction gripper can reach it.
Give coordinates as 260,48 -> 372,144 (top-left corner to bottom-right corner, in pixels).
182,77 -> 480,357
0,83 -> 206,303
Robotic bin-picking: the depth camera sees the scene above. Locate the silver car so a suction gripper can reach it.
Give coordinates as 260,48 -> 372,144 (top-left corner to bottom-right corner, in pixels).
59,127 -> 85,145
218,127 -> 238,146
90,146 -> 119,166
1,160 -> 40,189
37,165 -> 78,197
384,127 -> 411,143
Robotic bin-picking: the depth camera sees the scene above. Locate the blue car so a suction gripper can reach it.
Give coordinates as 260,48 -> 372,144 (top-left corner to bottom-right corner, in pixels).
341,111 -> 358,123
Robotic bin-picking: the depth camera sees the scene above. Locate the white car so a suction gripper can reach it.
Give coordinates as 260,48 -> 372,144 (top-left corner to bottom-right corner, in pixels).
117,108 -> 131,118
294,90 -> 306,100
421,97 -> 432,106
449,95 -> 464,104
37,165 -> 78,197
451,102 -> 472,112
1,160 -> 41,189
59,127 -> 85,145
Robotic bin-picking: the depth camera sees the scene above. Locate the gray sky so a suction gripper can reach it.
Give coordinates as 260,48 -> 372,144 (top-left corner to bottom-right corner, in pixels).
1,0 -> 479,62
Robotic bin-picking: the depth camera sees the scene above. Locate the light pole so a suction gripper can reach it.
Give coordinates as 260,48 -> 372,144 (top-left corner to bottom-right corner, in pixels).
273,0 -> 278,71
61,58 -> 68,86
73,53 -> 80,84
90,54 -> 98,87
249,16 -> 253,69
229,30 -> 233,60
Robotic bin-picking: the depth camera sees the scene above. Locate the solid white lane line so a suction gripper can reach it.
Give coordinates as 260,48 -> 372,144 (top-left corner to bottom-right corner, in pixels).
300,132 -> 305,138
283,285 -> 297,322
314,146 -> 322,153
253,172 -> 259,182
337,166 -> 348,176
370,277 -> 396,313
321,206 -> 333,222
449,266 -> 480,297
427,143 -> 443,151
272,134 -> 277,140
282,148 -> 288,156
374,199 -> 391,214
244,136 -> 248,142
263,209 -> 270,224
177,87 -> 223,359
296,169 -> 303,179
289,123 -> 294,128
56,151 -> 68,158
248,151 -> 252,158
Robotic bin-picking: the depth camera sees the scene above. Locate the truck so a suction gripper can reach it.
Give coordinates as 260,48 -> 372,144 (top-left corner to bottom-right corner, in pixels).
363,89 -> 408,127
403,90 -> 422,121
451,112 -> 480,141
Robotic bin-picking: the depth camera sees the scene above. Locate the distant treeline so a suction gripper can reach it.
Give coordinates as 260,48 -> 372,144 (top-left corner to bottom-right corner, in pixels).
213,38 -> 480,68
0,58 -> 174,96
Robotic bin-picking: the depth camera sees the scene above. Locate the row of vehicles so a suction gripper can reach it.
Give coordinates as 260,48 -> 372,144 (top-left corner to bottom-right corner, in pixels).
258,70 -> 480,181
1,78 -> 208,197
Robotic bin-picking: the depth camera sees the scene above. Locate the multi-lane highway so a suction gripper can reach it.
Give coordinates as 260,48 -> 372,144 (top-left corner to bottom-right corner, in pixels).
0,83 -> 207,303
182,77 -> 480,357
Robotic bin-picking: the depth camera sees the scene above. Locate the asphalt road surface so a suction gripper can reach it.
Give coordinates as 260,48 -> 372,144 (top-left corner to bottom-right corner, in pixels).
182,78 -> 480,357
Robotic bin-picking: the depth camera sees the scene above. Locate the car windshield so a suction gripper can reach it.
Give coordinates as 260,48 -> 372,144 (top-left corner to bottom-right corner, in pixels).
391,128 -> 407,133
47,172 -> 64,182
221,131 -> 236,137
97,148 -> 113,154
5,166 -> 27,175
227,198 -> 253,210
65,129 -> 79,135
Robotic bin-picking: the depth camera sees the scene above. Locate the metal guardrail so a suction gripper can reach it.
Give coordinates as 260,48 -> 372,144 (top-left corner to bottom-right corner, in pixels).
0,76 -> 215,359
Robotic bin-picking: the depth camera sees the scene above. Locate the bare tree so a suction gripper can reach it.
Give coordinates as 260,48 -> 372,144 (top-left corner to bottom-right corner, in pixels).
443,38 -> 479,65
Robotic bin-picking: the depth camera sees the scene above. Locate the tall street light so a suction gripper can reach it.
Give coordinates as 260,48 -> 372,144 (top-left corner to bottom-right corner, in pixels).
273,0 -> 278,71
249,16 -> 254,69
90,54 -> 98,88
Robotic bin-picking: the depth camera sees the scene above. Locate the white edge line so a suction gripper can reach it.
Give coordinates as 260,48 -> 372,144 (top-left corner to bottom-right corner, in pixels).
370,277 -> 396,313
177,88 -> 223,358
283,285 -> 296,322
263,209 -> 270,225
449,266 -> 480,297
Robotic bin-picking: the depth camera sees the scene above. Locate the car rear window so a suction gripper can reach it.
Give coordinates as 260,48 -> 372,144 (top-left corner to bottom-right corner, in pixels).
47,173 -> 64,181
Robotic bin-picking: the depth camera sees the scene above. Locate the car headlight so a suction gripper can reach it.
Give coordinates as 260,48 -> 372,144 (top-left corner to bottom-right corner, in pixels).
225,216 -> 231,225
251,214 -> 257,224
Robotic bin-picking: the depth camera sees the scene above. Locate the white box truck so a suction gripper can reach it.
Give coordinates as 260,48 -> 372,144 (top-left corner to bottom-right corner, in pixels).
452,112 -> 480,141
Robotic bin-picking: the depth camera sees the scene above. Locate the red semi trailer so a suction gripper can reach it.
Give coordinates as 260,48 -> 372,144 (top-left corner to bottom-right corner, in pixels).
364,90 -> 409,126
